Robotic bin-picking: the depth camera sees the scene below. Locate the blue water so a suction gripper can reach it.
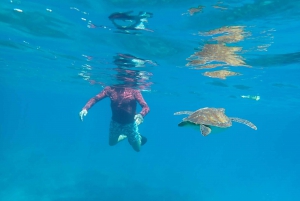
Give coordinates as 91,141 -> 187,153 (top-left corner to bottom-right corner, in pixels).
1,0 -> 300,200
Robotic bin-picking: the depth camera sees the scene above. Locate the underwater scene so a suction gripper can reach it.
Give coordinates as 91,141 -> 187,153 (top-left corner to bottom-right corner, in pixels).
1,0 -> 300,200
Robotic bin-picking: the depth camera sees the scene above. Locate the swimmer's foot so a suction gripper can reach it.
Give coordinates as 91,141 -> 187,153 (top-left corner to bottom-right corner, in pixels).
118,134 -> 127,142
141,135 -> 147,146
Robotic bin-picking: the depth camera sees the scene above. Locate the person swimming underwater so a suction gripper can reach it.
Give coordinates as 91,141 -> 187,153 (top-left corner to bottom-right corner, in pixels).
79,77 -> 150,152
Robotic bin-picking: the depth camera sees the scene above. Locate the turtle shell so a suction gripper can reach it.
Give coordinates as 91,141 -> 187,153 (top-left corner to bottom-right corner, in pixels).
183,107 -> 232,128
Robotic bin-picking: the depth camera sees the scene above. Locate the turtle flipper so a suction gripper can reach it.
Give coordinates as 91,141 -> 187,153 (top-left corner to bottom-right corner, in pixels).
174,111 -> 193,115
230,117 -> 257,130
200,125 -> 211,136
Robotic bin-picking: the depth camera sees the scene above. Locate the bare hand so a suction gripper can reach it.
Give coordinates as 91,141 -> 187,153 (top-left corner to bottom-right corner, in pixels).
79,109 -> 88,121
134,114 -> 144,125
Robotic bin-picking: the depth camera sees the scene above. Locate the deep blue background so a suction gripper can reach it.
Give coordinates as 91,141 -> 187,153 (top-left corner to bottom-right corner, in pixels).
1,0 -> 300,200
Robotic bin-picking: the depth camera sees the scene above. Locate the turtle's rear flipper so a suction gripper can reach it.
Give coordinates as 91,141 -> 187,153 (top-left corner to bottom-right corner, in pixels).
200,125 -> 211,136
230,117 -> 257,130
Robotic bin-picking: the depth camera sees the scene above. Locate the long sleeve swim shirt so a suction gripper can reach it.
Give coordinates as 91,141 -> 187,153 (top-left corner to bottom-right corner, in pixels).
83,86 -> 150,124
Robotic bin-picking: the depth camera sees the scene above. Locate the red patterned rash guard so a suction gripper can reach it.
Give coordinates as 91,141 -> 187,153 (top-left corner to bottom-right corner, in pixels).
83,86 -> 150,124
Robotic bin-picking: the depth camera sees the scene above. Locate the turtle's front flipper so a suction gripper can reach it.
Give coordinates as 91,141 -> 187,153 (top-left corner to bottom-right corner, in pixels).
200,125 -> 211,136
230,117 -> 257,130
174,111 -> 193,115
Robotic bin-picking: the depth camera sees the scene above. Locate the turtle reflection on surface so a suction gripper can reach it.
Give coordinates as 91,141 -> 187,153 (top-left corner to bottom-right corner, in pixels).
203,70 -> 241,79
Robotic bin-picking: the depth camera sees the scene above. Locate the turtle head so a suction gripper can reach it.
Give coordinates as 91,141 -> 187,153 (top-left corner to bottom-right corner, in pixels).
178,121 -> 187,127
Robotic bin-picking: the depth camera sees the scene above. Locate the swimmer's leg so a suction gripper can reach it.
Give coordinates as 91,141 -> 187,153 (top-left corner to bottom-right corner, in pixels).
128,135 -> 147,152
108,120 -> 127,146
126,122 -> 147,152
130,135 -> 142,152
140,135 -> 147,146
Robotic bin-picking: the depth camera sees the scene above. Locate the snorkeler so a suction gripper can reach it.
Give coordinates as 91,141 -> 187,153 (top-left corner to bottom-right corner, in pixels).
79,83 -> 150,152
108,11 -> 153,32
113,53 -> 158,68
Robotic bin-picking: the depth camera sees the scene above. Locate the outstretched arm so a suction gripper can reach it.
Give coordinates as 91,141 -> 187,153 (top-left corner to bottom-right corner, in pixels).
79,87 -> 110,121
82,87 -> 110,111
134,90 -> 150,117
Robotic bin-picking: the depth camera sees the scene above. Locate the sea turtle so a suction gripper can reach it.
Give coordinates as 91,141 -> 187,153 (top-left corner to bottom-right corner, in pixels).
174,107 -> 257,136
